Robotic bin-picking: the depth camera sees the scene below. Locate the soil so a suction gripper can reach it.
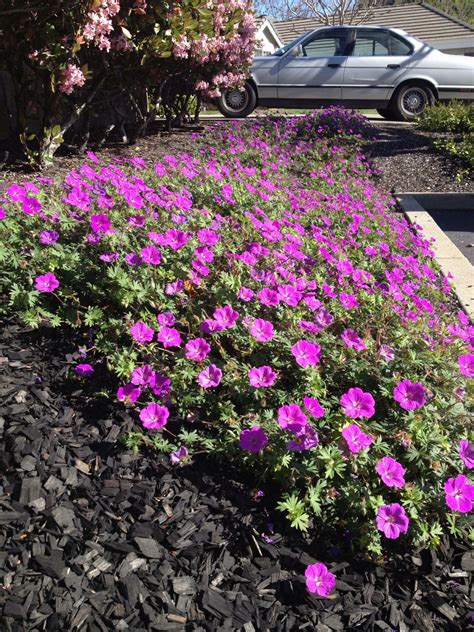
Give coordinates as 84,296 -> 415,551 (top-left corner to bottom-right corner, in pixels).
1,319 -> 472,631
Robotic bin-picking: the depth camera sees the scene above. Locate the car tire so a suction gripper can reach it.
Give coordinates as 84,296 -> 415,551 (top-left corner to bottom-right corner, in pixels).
216,82 -> 257,119
389,82 -> 435,121
376,107 -> 398,121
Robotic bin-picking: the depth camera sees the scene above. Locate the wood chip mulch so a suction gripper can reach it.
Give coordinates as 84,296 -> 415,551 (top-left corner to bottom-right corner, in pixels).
1,319 -> 473,631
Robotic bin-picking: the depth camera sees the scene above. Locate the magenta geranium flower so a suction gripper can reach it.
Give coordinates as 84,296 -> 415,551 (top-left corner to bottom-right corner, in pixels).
130,364 -> 154,386
34,272 -> 60,293
239,426 -> 269,453
340,388 -> 375,419
150,373 -> 171,398
341,329 -> 366,352
213,305 -> 239,329
376,503 -> 409,539
248,366 -> 277,388
291,340 -> 322,367
249,318 -> 274,342
117,383 -> 141,404
303,396 -> 325,418
459,439 -> 474,470
379,344 -> 395,362
39,230 -> 59,245
140,245 -> 161,265
170,446 -> 189,464
444,474 -> 474,513
130,322 -> 154,344
185,338 -> 211,362
75,363 -> 94,377
458,353 -> 474,378
393,379 -> 426,410
287,425 -> 319,451
376,456 -> 406,488
139,403 -> 169,430
341,424 -> 373,453
238,287 -> 254,301
197,364 -> 222,388
90,213 -> 111,233
277,404 -> 307,432
157,312 -> 176,327
305,563 -> 336,597
257,288 -> 279,307
157,326 -> 182,348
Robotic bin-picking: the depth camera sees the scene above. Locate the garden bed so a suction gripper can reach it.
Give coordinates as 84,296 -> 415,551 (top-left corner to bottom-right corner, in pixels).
0,109 -> 473,630
1,319 -> 472,631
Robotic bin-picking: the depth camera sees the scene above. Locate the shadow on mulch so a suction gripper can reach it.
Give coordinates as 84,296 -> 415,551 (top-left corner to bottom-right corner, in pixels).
0,319 -> 472,631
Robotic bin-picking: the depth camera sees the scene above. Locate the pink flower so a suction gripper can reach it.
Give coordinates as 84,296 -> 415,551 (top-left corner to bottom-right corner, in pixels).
39,230 -> 59,244
34,272 -> 60,293
75,363 -> 94,377
140,245 -> 161,265
139,403 -> 169,430
376,456 -> 406,488
393,380 -> 426,410
185,338 -> 211,362
198,364 -> 222,388
130,322 -> 154,344
213,305 -> 239,329
130,364 -> 154,386
341,329 -> 366,352
303,396 -> 325,418
376,503 -> 409,539
157,312 -> 175,326
458,353 -> 474,378
238,287 -> 254,301
459,440 -> 474,470
287,426 -> 319,451
257,288 -> 279,307
444,474 -> 474,513
291,340 -> 322,367
341,424 -> 373,453
277,404 -> 307,432
170,446 -> 189,464
59,64 -> 86,95
90,213 -> 111,233
249,318 -> 274,342
248,366 -> 277,388
340,388 -> 375,419
305,563 -> 336,597
157,326 -> 182,348
379,344 -> 395,361
239,426 -> 269,452
117,383 -> 141,404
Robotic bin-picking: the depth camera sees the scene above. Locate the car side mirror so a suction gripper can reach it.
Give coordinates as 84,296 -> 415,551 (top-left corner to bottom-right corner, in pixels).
292,44 -> 303,57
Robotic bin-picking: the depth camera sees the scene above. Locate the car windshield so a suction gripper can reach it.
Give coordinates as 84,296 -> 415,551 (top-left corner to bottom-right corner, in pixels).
273,32 -> 310,56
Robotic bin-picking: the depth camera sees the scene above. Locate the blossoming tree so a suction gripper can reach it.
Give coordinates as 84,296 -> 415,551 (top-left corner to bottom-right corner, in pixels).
1,0 -> 256,166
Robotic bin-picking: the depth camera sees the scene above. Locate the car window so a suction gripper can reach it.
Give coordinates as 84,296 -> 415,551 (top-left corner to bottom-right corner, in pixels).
353,29 -> 412,56
274,32 -> 310,56
301,31 -> 348,57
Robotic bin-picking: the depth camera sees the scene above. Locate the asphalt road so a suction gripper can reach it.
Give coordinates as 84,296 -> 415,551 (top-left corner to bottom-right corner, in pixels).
414,194 -> 474,265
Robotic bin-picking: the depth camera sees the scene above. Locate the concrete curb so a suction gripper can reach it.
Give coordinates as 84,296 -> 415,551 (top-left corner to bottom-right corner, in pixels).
396,194 -> 474,320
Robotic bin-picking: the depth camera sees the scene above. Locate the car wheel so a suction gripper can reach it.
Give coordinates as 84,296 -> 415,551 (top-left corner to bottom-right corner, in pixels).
389,83 -> 435,121
216,82 -> 257,119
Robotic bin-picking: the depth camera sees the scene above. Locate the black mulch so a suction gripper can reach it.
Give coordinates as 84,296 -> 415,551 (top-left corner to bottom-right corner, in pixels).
1,319 -> 473,631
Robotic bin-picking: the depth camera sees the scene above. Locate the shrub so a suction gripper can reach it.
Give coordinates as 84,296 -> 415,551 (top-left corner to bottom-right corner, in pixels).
418,102 -> 474,134
0,109 -> 472,557
1,0 -> 256,166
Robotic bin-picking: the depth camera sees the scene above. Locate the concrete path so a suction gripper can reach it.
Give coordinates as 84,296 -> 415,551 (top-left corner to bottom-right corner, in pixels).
397,194 -> 474,319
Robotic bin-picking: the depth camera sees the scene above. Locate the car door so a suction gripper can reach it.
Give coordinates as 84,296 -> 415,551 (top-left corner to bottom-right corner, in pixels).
277,28 -> 350,102
343,28 -> 413,102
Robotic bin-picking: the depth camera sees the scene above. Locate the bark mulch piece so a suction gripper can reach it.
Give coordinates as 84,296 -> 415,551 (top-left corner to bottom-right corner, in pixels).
0,319 -> 472,631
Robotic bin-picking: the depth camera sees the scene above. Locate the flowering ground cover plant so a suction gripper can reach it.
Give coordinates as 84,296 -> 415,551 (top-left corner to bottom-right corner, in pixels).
0,108 -> 472,566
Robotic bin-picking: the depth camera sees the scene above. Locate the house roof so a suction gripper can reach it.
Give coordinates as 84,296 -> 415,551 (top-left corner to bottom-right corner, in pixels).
273,2 -> 474,45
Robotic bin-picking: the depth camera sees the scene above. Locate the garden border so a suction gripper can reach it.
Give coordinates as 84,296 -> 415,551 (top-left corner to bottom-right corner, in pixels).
396,194 -> 474,320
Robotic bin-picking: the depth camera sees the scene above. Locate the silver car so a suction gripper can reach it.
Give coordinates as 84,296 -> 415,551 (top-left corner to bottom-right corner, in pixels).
216,25 -> 474,121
